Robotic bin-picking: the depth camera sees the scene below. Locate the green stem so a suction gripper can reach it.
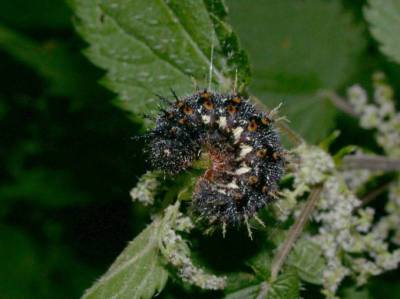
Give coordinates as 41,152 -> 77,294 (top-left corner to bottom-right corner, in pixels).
256,185 -> 323,299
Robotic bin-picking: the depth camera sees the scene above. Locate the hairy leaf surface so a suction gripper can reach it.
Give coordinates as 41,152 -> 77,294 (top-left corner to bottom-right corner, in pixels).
268,270 -> 300,299
365,0 -> 400,64
287,238 -> 325,285
82,219 -> 168,299
71,0 -> 250,116
224,270 -> 300,299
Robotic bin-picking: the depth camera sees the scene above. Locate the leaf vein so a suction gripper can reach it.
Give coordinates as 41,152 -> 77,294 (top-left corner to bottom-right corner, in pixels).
85,222 -> 160,296
158,0 -> 225,84
98,3 -> 196,81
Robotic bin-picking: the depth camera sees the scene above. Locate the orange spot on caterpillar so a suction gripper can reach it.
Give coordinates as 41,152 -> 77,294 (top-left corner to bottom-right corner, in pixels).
272,152 -> 280,160
183,105 -> 193,115
231,96 -> 241,104
227,105 -> 237,115
256,149 -> 267,158
178,118 -> 188,125
261,116 -> 271,125
176,100 -> 184,108
262,186 -> 269,194
248,176 -> 258,185
203,100 -> 214,110
247,119 -> 258,132
200,90 -> 210,100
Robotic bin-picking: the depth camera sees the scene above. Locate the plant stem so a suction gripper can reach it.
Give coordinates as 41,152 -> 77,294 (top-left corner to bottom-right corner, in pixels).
256,185 -> 323,299
256,282 -> 269,299
319,90 -> 358,117
342,154 -> 400,171
270,185 -> 323,280
360,181 -> 392,207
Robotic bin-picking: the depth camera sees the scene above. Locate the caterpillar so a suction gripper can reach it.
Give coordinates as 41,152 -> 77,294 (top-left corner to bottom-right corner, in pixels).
147,89 -> 284,227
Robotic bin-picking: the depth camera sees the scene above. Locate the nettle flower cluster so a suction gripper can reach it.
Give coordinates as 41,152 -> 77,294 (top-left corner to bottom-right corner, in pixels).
279,144 -> 399,298
347,73 -> 400,248
159,204 -> 226,290
278,73 -> 400,298
348,72 -> 400,156
130,171 -> 160,206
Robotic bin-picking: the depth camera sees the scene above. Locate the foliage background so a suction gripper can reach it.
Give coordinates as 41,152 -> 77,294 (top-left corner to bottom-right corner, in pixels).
0,0 -> 399,298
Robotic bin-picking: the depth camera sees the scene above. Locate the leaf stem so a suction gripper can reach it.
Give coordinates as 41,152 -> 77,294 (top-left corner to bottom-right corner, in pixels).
256,186 -> 323,299
342,154 -> 400,171
360,181 -> 392,208
276,189 -> 322,274
319,90 -> 358,117
275,121 -> 304,147
256,282 -> 269,299
270,186 -> 323,280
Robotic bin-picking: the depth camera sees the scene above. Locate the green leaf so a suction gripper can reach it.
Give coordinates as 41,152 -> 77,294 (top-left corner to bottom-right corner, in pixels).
319,130 -> 341,151
365,0 -> 400,64
333,145 -> 359,166
247,249 -> 273,279
224,284 -> 260,299
225,270 -> 300,299
82,219 -> 168,299
245,228 -> 288,280
225,272 -> 259,293
268,269 -> 300,299
342,287 -> 372,299
286,238 -> 325,285
0,169 -> 91,207
227,0 -> 366,142
0,24 -> 102,99
0,226 -> 42,299
0,0 -> 71,30
71,0 -> 250,116
369,279 -> 400,299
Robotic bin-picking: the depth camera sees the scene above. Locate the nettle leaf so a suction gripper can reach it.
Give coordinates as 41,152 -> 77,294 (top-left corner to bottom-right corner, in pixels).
0,226 -> 41,299
228,0 -> 365,143
247,248 -> 273,279
225,272 -> 259,293
0,169 -> 91,207
364,0 -> 400,64
71,0 -> 250,116
0,0 -> 71,30
341,287 -> 372,299
268,269 -> 300,299
224,284 -> 260,299
286,238 -> 325,285
0,24 -> 101,99
82,219 -> 168,299
369,279 -> 400,298
224,269 -> 300,299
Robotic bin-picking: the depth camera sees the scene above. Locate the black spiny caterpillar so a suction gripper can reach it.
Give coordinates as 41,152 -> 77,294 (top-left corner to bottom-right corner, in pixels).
147,90 -> 284,227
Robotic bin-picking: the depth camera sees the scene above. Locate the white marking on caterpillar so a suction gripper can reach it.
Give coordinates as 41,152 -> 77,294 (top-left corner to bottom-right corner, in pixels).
217,189 -> 227,195
235,166 -> 251,175
202,115 -> 211,124
218,116 -> 227,129
239,144 -> 253,158
233,127 -> 243,142
225,180 -> 239,189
